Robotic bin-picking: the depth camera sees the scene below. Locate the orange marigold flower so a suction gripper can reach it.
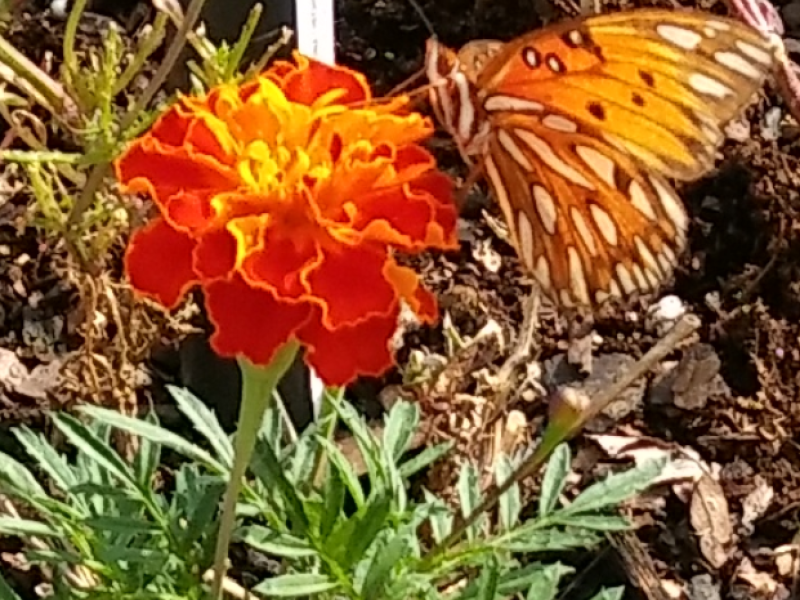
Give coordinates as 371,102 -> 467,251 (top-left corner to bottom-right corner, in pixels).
115,53 -> 458,386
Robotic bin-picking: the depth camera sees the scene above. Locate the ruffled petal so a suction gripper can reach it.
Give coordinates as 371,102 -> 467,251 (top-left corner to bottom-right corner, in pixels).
206,275 -> 311,365
124,218 -> 198,308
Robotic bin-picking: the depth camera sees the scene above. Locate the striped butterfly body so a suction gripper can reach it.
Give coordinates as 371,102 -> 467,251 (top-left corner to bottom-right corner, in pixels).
425,9 -> 776,308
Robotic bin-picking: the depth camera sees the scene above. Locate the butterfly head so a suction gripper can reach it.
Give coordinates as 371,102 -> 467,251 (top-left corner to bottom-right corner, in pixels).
425,38 -> 492,158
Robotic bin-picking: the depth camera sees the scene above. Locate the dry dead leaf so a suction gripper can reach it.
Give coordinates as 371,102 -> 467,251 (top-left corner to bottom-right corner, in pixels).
690,474 -> 733,569
740,475 -> 773,535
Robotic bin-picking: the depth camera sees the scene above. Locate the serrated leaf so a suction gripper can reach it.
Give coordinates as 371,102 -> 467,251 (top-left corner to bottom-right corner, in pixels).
325,494 -> 391,570
13,426 -> 77,493
0,451 -> 46,498
423,489 -> 452,544
457,463 -> 483,541
398,441 -> 453,479
563,459 -> 665,515
315,436 -> 365,508
169,385 -> 234,468
253,573 -> 339,596
78,406 -> 224,473
588,586 -> 625,600
499,528 -> 601,552
539,443 -> 571,517
496,454 -> 520,531
361,530 -> 411,600
382,401 -> 418,462
525,563 -> 574,600
52,414 -> 136,488
239,525 -> 316,558
0,517 -> 59,537
549,514 -> 631,531
83,516 -> 159,535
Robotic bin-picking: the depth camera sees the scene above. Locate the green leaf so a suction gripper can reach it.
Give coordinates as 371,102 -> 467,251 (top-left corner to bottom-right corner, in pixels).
398,441 -> 453,479
253,573 -> 339,597
325,494 -> 391,570
13,426 -> 77,493
251,437 -> 310,536
0,451 -> 46,498
0,517 -> 60,538
170,385 -> 234,468
382,401 -> 418,462
239,525 -> 316,558
78,405 -> 224,473
83,516 -> 159,535
287,425 -> 321,486
52,413 -> 136,489
423,489 -> 452,544
320,466 -> 345,539
132,411 -> 161,489
335,402 -> 383,487
315,436 -> 365,508
539,443 -> 571,517
588,586 -> 625,600
459,562 -> 565,600
563,459 -> 665,515
549,514 -> 631,531
0,570 -> 23,600
362,530 -> 411,600
496,454 -> 520,531
499,528 -> 601,552
525,563 -> 574,600
97,546 -> 170,565
475,556 -> 499,600
457,462 -> 483,541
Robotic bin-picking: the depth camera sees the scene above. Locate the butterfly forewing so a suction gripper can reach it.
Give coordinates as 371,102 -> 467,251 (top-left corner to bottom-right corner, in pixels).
425,8 -> 776,308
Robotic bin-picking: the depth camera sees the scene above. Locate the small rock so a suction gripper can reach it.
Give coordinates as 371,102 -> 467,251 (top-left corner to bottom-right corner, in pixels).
689,574 -> 721,600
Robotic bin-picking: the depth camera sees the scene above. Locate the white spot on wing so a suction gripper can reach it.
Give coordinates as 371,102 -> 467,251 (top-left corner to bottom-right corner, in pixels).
628,180 -> 658,221
570,207 -> 598,256
656,24 -> 703,50
631,264 -> 649,290
485,95 -> 545,113
688,72 -> 734,98
533,185 -> 558,235
714,50 -> 762,79
567,247 -> 590,304
609,280 -> 622,297
589,204 -> 618,246
523,47 -> 539,68
559,290 -> 574,307
576,145 -> 616,187
497,130 -> 533,170
517,212 -> 535,270
706,20 -> 731,31
735,40 -> 773,66
615,263 -> 636,294
515,129 -> 594,189
650,176 -> 688,234
595,290 -> 609,304
534,255 -> 551,288
634,236 -> 660,275
542,114 -> 578,132
484,157 -> 517,241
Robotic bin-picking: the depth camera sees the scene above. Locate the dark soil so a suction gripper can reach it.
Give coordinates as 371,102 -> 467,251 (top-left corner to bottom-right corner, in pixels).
2,0 -> 800,598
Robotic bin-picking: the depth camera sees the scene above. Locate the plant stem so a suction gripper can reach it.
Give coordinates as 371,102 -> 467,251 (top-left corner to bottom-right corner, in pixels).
211,342 -> 300,600
423,313 -> 700,564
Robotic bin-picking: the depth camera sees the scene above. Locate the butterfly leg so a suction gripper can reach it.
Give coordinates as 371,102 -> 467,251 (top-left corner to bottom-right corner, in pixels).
454,154 -> 487,211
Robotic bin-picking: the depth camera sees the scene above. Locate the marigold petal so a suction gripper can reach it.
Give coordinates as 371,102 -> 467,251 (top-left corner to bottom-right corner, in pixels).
194,227 -> 238,280
307,245 -> 398,328
299,307 -> 397,386
206,275 -> 311,365
116,138 -> 240,208
241,232 -> 321,300
125,218 -> 198,308
165,190 -> 216,231
280,52 -> 370,106
384,262 -> 439,324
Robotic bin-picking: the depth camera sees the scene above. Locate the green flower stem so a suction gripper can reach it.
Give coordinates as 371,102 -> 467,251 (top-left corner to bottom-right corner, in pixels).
211,341 -> 300,600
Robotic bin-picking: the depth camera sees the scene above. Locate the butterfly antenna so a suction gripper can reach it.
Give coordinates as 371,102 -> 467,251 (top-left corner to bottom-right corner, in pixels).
407,0 -> 437,38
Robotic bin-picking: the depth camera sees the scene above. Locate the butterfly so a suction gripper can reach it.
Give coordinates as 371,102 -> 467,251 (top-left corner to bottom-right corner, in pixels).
425,9 -> 777,308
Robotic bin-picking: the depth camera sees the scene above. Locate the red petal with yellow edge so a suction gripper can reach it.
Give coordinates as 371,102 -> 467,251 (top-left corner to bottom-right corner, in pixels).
150,102 -> 232,165
164,190 -> 216,232
125,218 -> 198,308
241,233 -> 321,300
347,173 -> 457,250
206,275 -> 311,365
299,307 -> 397,386
306,244 -> 398,328
383,261 -> 438,324
281,53 -> 370,106
116,139 -> 240,208
193,227 -> 238,280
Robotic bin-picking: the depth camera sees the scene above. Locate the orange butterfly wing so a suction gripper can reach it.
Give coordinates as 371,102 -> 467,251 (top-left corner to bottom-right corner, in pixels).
427,9 -> 776,307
